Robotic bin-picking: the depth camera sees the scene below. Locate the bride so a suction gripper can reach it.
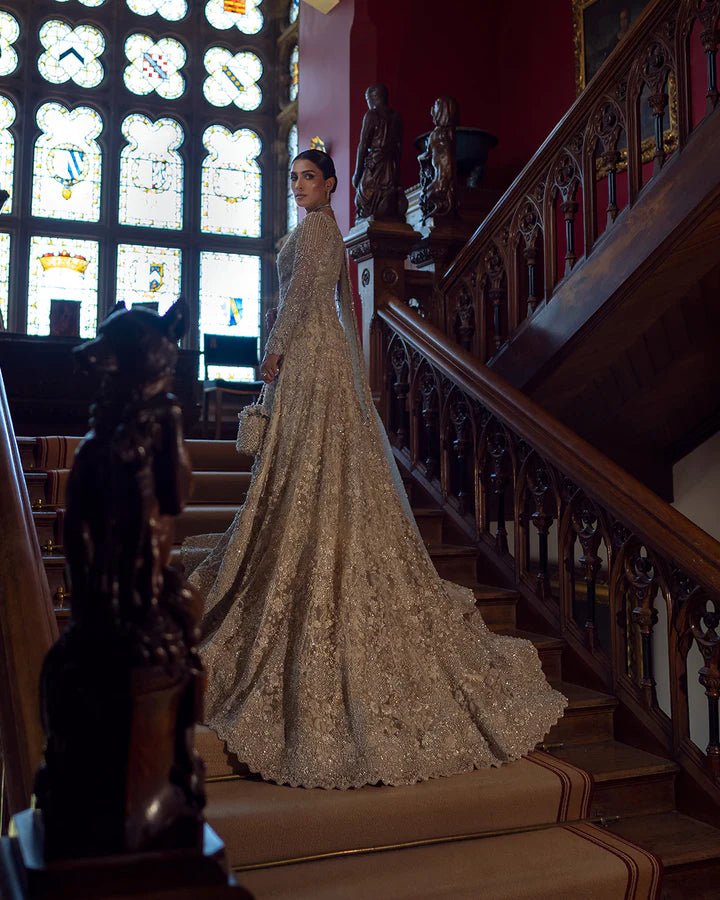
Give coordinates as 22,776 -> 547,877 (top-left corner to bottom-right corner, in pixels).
183,149 -> 566,789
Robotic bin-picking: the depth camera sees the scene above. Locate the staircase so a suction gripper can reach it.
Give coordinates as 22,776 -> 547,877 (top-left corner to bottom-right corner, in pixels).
14,433 -> 720,897
413,0 -> 720,499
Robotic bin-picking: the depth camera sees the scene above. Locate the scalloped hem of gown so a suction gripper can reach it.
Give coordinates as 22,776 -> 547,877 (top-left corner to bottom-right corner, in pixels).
204,692 -> 568,791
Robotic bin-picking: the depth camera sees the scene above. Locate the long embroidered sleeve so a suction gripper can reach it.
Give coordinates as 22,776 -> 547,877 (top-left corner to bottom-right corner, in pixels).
265,211 -> 336,357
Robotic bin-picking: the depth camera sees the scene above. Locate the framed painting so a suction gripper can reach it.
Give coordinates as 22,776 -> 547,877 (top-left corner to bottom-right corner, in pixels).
573,0 -> 650,93
572,0 -> 677,170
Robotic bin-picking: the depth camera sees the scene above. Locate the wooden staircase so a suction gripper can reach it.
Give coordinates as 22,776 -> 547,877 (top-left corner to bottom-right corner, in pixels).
15,434 -> 720,897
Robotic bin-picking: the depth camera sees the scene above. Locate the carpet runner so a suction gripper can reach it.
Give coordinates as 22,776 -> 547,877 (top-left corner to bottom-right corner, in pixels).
204,751 -> 591,869
235,821 -> 661,899
200,728 -> 659,898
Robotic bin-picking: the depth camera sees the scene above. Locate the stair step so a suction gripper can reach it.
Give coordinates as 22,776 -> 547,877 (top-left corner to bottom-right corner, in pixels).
471,584 -> 518,630
175,505 -> 239,542
185,439 -> 251,472
544,681 -> 617,746
42,554 -> 66,599
16,436 -> 37,470
25,472 -> 48,507
198,726 -> 248,781
500,629 -> 563,682
189,471 -> 251,505
33,510 -> 62,551
412,507 -> 445,544
549,740 -> 678,818
233,822 -> 660,899
205,752 -> 593,870
428,544 -> 476,581
607,811 -> 720,869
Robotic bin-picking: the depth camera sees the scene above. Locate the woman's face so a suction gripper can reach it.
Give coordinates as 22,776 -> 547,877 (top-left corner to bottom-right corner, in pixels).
290,159 -> 334,211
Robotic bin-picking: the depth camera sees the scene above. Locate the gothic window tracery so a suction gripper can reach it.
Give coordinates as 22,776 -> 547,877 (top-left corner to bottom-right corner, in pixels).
119,114 -> 184,229
0,0 -> 286,351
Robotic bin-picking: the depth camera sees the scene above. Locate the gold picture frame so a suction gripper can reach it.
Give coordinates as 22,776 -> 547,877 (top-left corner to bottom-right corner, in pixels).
573,0 -> 650,94
573,0 -> 678,173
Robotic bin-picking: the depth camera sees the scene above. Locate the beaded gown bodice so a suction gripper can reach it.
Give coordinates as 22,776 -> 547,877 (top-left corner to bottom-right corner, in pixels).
182,210 -> 566,789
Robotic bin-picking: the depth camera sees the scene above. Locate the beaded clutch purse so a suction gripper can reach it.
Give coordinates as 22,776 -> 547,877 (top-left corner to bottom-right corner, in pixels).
235,388 -> 268,456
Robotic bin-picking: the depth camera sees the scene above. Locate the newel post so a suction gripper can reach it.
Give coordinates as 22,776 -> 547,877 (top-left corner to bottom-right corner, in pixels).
345,220 -> 420,408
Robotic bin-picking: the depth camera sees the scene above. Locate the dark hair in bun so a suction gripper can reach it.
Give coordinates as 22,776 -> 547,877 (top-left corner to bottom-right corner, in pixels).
292,149 -> 337,194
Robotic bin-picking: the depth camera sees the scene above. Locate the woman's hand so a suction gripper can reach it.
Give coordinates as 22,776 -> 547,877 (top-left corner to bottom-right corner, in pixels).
260,352 -> 282,383
265,306 -> 278,330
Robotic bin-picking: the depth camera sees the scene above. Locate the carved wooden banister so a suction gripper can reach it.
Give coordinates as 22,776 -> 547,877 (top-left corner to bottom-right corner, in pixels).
0,372 -> 57,819
382,300 -> 720,591
435,0 -> 718,362
379,298 -> 720,798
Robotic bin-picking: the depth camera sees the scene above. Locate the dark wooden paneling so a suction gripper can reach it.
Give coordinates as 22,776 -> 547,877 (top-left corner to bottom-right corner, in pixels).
0,334 -> 201,436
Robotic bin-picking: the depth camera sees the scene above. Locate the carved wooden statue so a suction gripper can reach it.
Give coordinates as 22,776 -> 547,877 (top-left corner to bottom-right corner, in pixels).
418,95 -> 459,223
353,84 -> 408,221
34,299 -> 207,860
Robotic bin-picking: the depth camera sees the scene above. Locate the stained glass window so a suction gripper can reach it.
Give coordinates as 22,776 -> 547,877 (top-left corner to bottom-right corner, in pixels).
199,251 -> 260,380
0,96 -> 16,216
0,11 -> 20,77
289,44 -> 299,102
116,244 -> 182,315
32,102 -> 103,222
127,0 -> 188,20
54,0 -> 105,6
203,48 -> 262,109
27,236 -> 99,338
205,0 -> 263,35
119,114 -> 184,229
201,126 -> 261,237
124,34 -> 186,100
289,0 -> 299,24
0,233 -> 9,328
287,123 -> 298,232
38,21 -> 105,89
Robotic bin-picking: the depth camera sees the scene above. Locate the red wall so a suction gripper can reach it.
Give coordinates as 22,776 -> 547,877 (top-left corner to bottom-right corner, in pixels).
298,1 -> 356,232
299,0 -> 577,230
485,0 -> 576,188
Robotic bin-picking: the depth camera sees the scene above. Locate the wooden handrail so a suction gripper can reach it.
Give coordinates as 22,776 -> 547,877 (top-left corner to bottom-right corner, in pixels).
380,299 -> 720,595
0,371 -> 57,816
442,0 -> 680,290
422,0 -> 718,376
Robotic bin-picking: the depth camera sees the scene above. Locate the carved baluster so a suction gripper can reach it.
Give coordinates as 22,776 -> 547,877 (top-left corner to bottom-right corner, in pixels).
689,594 -> 720,781
450,398 -> 470,516
485,244 -> 505,351
603,151 -> 621,223
524,244 -> 539,314
592,103 -> 623,229
454,281 -> 475,352
390,344 -> 409,450
699,3 -> 720,111
625,548 -> 659,708
488,427 -> 509,555
420,371 -> 439,480
642,42 -> 671,172
572,501 -> 602,651
553,153 -> 580,277
528,460 -> 554,601
562,200 -> 578,273
518,202 -> 541,316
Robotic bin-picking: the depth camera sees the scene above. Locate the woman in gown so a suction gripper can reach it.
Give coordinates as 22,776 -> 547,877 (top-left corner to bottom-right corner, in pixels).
183,150 -> 566,790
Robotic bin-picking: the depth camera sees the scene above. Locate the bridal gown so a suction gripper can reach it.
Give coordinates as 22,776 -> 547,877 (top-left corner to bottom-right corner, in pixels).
182,209 -> 567,789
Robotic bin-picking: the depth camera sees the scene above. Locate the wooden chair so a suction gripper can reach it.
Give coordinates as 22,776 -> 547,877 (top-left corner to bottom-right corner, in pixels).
202,334 -> 263,439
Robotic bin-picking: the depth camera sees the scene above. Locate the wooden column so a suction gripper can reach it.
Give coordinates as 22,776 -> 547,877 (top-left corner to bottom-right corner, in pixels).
345,219 -> 420,408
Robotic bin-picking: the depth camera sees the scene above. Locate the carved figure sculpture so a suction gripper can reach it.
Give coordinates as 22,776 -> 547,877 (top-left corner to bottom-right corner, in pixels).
418,95 -> 459,223
353,84 -> 408,220
35,299 -> 207,860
